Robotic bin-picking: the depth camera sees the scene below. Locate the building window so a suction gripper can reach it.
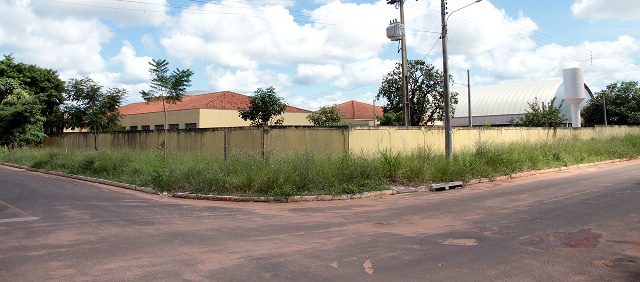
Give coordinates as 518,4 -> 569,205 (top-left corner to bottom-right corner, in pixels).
129,126 -> 138,131
168,124 -> 179,130
154,125 -> 164,130
184,123 -> 197,129
141,125 -> 150,131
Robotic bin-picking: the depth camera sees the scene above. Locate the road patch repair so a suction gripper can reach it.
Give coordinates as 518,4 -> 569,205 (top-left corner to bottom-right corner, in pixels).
440,238 -> 478,246
0,158 -> 632,203
519,229 -> 602,250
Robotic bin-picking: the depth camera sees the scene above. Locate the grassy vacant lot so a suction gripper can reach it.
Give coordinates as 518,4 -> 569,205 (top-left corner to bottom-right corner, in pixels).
1,134 -> 639,197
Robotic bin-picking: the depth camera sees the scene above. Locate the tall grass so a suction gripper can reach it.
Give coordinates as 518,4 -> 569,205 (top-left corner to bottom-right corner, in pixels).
1,134 -> 639,197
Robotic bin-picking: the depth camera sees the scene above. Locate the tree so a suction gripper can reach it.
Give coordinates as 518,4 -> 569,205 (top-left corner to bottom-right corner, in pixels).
0,55 -> 65,132
0,78 -> 46,148
511,97 -> 566,127
307,105 -> 351,126
377,110 -> 403,126
581,81 -> 640,126
64,77 -> 127,150
377,60 -> 458,126
238,86 -> 287,126
140,59 -> 194,160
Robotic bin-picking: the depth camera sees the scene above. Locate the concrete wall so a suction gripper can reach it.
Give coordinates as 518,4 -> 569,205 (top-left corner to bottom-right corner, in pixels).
43,126 -> 640,156
346,118 -> 376,126
344,125 -> 639,154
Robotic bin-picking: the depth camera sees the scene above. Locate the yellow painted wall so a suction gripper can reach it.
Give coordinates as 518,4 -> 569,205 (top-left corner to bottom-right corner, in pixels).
348,126 -> 445,154
346,119 -> 374,126
121,109 -> 312,129
226,128 -> 263,156
349,126 -> 640,154
265,127 -> 348,155
120,109 -> 200,130
199,109 -> 251,128
282,112 -> 313,126
44,126 -> 640,156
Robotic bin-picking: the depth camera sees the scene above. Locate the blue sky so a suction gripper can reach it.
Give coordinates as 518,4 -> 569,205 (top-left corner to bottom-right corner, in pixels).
1,0 -> 638,110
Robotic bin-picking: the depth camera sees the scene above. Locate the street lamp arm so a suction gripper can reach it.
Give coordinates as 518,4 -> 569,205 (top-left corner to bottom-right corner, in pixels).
446,0 -> 482,22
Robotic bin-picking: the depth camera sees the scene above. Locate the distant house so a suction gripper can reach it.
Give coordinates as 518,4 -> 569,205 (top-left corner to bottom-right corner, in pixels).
119,91 -> 312,130
334,100 -> 384,126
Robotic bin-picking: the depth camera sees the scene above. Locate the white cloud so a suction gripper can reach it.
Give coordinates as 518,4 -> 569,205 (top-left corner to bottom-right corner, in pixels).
250,0 -> 296,7
332,58 -> 397,88
571,0 -> 640,21
140,34 -> 160,53
31,0 -> 169,26
287,90 -> 378,111
206,66 -> 291,94
395,0 -> 639,89
294,64 -> 342,85
0,0 -> 111,74
111,41 -> 153,84
404,0 -> 538,57
287,91 -> 347,110
160,0 -> 394,69
55,68 -> 149,104
467,36 -> 640,87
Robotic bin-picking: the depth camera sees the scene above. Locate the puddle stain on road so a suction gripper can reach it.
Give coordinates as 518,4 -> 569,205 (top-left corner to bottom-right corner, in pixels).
520,229 -> 602,250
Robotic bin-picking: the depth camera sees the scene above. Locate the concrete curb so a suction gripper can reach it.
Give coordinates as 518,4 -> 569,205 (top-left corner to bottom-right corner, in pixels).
463,158 -> 632,186
172,189 -> 399,203
0,162 -> 159,195
1,157 -> 634,203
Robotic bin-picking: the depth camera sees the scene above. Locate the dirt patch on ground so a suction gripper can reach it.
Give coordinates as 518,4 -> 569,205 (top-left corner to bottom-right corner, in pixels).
520,229 -> 602,250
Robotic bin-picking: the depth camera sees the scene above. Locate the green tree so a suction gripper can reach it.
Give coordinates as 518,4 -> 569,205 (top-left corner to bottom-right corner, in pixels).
377,60 -> 457,126
377,110 -> 403,126
0,55 -> 65,132
581,81 -> 640,126
0,78 -> 46,148
64,77 -> 127,150
307,105 -> 351,126
238,86 -> 287,126
140,59 -> 194,160
511,97 -> 566,127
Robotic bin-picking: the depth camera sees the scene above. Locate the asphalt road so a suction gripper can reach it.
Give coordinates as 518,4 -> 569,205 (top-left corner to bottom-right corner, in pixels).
1,160 -> 639,281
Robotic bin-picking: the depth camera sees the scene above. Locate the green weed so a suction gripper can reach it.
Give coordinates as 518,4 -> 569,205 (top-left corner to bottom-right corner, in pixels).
1,134 -> 639,197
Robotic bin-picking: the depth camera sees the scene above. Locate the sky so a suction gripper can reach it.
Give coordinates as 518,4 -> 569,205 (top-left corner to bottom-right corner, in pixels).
1,0 -> 639,110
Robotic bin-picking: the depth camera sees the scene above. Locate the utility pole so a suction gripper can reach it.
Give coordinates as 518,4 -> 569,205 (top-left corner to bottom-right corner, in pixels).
399,1 -> 410,126
467,69 -> 472,127
373,99 -> 377,126
603,94 -> 607,126
440,0 -> 482,160
440,0 -> 452,160
387,0 -> 410,127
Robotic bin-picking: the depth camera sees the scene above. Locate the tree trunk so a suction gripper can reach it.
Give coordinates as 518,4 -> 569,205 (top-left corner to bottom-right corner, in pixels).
94,128 -> 99,151
163,100 -> 167,162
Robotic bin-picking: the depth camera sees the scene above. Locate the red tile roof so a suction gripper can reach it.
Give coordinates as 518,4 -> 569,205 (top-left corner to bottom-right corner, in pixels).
334,100 -> 383,119
119,91 -> 310,115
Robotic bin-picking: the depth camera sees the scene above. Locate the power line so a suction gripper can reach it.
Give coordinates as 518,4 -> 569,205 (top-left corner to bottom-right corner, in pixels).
448,12 -> 640,75
422,37 -> 441,60
46,0 -> 443,35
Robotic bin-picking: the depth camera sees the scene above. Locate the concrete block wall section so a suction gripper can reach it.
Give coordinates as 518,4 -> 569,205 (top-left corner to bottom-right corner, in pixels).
43,126 -> 640,155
